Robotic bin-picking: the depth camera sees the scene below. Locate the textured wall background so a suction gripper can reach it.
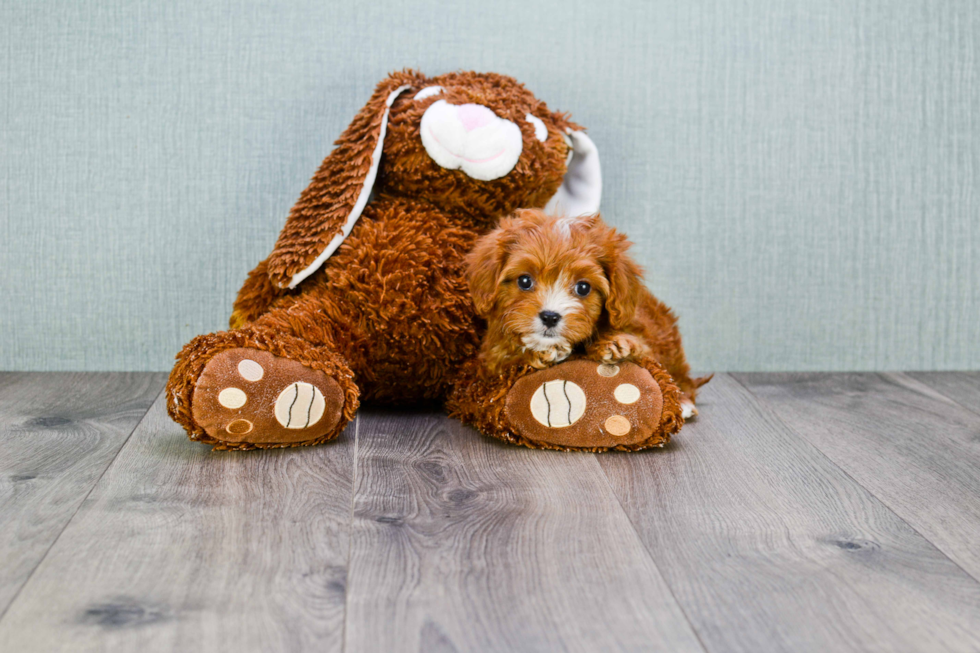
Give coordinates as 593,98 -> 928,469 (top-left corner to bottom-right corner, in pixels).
1,0 -> 977,372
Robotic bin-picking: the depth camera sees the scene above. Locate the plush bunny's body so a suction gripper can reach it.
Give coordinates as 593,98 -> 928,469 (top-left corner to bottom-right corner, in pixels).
167,71 -> 697,451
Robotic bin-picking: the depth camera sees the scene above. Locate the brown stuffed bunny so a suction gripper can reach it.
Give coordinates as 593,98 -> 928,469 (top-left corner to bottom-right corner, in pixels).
167,70 -> 697,451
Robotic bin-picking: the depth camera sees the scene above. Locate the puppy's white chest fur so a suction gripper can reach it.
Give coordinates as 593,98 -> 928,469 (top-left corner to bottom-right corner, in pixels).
522,333 -> 569,354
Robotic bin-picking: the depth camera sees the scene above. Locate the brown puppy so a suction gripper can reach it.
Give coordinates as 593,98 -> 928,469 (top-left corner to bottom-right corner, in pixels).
467,208 -> 705,417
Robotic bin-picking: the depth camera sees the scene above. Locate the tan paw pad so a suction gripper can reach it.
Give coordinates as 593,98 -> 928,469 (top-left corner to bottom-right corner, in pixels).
237,359 -> 264,381
597,363 -> 620,377
275,382 -> 326,429
226,419 -> 253,436
604,415 -> 632,436
218,387 -> 247,409
614,383 -> 641,404
529,380 -> 586,428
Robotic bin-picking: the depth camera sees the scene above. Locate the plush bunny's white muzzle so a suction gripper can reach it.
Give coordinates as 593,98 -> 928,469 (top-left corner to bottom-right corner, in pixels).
420,100 -> 523,181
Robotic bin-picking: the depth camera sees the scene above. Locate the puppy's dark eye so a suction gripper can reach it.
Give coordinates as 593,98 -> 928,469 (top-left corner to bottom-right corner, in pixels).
517,274 -> 534,291
574,281 -> 591,297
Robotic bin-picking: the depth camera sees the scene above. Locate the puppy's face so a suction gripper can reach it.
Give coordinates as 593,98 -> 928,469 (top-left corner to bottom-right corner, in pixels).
467,209 -> 642,355
495,249 -> 608,353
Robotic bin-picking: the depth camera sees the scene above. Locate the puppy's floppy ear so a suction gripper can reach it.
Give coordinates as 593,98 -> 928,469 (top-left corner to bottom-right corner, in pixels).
265,70 -> 425,289
465,219 -> 517,318
599,221 -> 645,330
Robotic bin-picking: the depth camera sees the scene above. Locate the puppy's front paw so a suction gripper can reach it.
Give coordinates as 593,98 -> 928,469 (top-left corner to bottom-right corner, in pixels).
528,343 -> 573,369
592,334 -> 648,363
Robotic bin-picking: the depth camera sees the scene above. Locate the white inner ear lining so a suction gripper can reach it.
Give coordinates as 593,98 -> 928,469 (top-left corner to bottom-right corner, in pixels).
526,114 -> 548,142
414,86 -> 443,100
544,129 -> 602,219
286,84 -> 412,289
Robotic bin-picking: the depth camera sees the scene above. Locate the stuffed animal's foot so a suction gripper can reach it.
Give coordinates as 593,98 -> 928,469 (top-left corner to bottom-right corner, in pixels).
503,359 -> 680,450
190,348 -> 347,447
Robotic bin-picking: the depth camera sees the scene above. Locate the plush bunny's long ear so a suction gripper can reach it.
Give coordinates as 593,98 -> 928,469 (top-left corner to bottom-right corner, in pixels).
265,74 -> 420,289
544,130 -> 602,218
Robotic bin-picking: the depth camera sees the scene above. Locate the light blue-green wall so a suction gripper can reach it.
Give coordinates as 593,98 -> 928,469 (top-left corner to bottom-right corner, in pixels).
2,0 -> 977,372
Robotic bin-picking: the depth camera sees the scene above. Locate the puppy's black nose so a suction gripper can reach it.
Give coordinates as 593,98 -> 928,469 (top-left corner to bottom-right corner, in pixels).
539,311 -> 561,328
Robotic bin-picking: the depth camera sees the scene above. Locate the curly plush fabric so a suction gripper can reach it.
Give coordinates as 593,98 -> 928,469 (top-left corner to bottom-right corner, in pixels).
166,70 -> 697,451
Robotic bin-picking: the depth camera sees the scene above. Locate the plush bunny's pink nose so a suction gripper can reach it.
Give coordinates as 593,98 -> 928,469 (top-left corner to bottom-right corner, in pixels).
457,104 -> 495,132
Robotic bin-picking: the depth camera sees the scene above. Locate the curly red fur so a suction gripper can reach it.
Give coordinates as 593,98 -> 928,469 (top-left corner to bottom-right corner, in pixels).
466,209 -> 702,404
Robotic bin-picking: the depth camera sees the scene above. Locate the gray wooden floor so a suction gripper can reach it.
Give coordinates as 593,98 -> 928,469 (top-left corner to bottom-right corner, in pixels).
1,372 -> 979,652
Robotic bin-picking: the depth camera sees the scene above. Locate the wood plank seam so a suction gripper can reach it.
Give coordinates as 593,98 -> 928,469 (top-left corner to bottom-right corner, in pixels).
731,372 -> 980,587
593,455 -> 711,653
0,392 -> 356,650
602,373 -> 980,651
340,415 -> 359,653
341,411 -> 707,652
0,384 -> 166,626
931,391 -> 980,419
908,372 -> 980,420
